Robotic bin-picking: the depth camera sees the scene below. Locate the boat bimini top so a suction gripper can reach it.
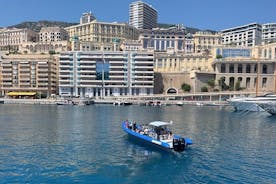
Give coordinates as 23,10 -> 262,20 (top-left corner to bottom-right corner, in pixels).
149,121 -> 173,127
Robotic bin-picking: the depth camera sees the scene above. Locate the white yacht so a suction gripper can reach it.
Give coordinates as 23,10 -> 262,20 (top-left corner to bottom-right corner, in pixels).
228,93 -> 276,112
257,102 -> 276,115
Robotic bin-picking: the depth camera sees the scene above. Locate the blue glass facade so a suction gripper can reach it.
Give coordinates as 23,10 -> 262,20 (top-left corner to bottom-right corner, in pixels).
217,48 -> 251,58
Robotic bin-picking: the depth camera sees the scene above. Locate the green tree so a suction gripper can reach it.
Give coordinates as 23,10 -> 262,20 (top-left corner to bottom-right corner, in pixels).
235,81 -> 242,91
218,77 -> 229,91
216,54 -> 223,59
201,86 -> 208,92
181,83 -> 191,92
207,79 -> 215,90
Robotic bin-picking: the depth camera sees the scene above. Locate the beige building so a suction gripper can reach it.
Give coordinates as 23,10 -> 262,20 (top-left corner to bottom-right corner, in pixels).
154,52 -> 214,73
193,31 -> 222,54
20,40 -> 69,54
39,27 -> 68,42
0,28 -> 37,52
0,54 -> 58,97
213,45 -> 276,92
120,40 -> 143,51
65,13 -> 139,51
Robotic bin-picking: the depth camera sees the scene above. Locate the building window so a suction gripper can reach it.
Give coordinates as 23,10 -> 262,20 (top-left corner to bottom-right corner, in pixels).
221,63 -> 226,73
238,64 -> 242,73
229,64 -> 234,73
262,64 -> 267,74
246,77 -> 251,88
261,77 -> 267,88
246,64 -> 251,73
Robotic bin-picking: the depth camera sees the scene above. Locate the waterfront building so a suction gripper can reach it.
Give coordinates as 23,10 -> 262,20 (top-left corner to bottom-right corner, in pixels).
213,46 -> 276,92
262,23 -> 276,44
193,31 -> 222,53
221,23 -> 262,47
154,52 -> 213,73
139,25 -> 185,52
65,13 -> 139,52
129,1 -> 157,30
39,27 -> 68,42
0,28 -> 37,52
257,42 -> 276,59
0,54 -> 58,97
59,51 -> 154,98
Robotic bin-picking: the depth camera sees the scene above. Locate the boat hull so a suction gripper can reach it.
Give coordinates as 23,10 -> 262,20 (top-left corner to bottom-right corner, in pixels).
258,102 -> 276,115
228,99 -> 265,112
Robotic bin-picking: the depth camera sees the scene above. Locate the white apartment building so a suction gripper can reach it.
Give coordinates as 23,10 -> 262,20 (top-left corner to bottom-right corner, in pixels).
129,1 -> 157,30
59,51 -> 154,98
262,23 -> 276,44
39,27 -> 68,42
221,23 -> 262,47
0,28 -> 37,52
139,25 -> 185,52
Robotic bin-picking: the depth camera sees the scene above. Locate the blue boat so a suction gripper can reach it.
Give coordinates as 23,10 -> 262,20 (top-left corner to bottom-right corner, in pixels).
122,120 -> 192,152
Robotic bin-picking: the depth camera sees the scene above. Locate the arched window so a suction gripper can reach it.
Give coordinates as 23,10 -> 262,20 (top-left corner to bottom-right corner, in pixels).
229,77 -> 235,90
262,78 -> 267,88
246,77 -> 251,88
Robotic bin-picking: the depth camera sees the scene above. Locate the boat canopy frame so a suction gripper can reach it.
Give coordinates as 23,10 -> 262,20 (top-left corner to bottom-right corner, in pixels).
149,121 -> 172,127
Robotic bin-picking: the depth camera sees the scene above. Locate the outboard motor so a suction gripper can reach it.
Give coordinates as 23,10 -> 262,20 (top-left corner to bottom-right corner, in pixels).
173,138 -> 186,152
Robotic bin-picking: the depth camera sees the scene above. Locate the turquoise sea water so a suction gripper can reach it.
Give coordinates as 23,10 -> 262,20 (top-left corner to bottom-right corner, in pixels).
0,104 -> 275,183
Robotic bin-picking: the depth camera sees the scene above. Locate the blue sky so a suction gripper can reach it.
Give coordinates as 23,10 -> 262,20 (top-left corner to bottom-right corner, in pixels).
0,0 -> 275,30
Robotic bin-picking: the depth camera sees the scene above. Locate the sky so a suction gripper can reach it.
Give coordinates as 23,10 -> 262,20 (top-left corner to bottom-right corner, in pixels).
0,0 -> 275,31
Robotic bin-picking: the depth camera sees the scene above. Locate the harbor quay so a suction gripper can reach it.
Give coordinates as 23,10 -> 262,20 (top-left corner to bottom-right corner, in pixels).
0,91 -> 257,105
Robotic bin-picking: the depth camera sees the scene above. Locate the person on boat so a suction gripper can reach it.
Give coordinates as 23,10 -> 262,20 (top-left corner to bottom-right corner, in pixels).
133,122 -> 137,131
128,121 -> 133,129
168,131 -> 173,140
125,120 -> 129,128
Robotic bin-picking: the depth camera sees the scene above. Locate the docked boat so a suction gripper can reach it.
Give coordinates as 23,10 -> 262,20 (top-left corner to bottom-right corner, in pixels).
122,120 -> 192,152
227,93 -> 276,112
56,99 -> 76,105
257,101 -> 276,115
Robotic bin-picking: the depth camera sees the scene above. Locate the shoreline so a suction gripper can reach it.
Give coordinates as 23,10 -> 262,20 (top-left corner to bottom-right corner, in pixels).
0,98 -> 229,106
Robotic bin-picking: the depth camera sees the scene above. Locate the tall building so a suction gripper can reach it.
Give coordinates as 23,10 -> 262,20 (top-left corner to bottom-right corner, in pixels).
262,23 -> 276,44
59,51 -> 154,98
0,54 -> 58,96
129,1 -> 157,30
221,23 -> 262,47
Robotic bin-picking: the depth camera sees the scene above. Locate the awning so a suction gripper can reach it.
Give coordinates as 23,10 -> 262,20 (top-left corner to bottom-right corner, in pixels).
149,121 -> 173,127
7,92 -> 37,96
